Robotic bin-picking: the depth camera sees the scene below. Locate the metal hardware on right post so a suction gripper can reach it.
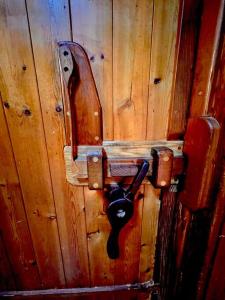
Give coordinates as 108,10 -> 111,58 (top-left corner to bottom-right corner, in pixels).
106,160 -> 149,259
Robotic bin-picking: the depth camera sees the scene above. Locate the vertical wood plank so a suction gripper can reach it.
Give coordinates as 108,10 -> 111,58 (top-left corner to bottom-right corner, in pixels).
113,0 -> 153,140
84,189 -> 113,286
139,185 -> 160,282
71,0 -> 113,140
70,0 -> 113,291
0,0 -> 65,288
168,0 -> 201,139
147,0 -> 180,140
0,101 -> 41,289
153,186 -> 178,300
25,0 -> 90,287
112,2 -> 156,294
190,0 -> 224,117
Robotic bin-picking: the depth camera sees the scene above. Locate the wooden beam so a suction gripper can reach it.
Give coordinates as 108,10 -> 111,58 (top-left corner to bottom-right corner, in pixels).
64,140 -> 183,186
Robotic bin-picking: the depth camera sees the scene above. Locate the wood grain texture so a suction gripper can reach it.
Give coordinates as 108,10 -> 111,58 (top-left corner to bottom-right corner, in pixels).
153,185 -> 178,300
87,150 -> 103,190
59,42 -> 103,154
197,161 -> 225,300
0,0 -> 65,288
0,0 -> 184,293
113,0 -> 153,140
70,0 -> 114,290
25,0 -> 90,287
168,0 -> 202,139
84,189 -> 113,286
70,0 -> 113,140
151,147 -> 174,188
0,101 -> 41,289
196,23 -> 225,299
190,0 -> 225,117
179,117 -> 220,211
139,185 -> 160,282
147,0 -> 180,140
63,140 -> 183,185
112,2 -> 178,291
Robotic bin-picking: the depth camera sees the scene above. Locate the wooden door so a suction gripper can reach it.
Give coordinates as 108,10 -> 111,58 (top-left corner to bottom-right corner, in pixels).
0,1 -> 224,299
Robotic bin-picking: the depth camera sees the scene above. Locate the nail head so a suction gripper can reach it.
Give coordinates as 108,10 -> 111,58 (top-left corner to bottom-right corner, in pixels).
163,156 -> 169,162
93,182 -> 99,189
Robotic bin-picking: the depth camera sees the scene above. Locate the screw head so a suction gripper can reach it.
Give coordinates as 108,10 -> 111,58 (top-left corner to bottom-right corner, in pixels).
92,156 -> 99,163
95,136 -> 100,141
163,156 -> 169,162
93,182 -> 99,189
160,180 -> 167,186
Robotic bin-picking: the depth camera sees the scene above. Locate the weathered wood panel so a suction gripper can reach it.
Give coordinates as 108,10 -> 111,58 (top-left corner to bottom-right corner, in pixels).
70,1 -> 114,291
147,0 -> 180,140
71,0 -> 113,140
0,100 -> 41,289
0,0 -> 182,294
139,186 -> 160,282
168,0 -> 201,139
190,0 -> 224,117
113,0 -> 153,141
26,0 -> 90,287
0,0 -> 65,288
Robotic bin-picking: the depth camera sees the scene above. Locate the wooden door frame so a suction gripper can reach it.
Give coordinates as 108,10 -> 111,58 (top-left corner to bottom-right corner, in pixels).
154,1 -> 225,299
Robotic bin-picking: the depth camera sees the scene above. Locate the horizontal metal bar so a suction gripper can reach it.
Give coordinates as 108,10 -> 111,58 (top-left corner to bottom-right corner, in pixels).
0,281 -> 160,298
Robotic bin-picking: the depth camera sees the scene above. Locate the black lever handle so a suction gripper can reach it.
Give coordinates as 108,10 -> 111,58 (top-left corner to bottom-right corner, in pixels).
126,160 -> 150,198
106,160 -> 149,259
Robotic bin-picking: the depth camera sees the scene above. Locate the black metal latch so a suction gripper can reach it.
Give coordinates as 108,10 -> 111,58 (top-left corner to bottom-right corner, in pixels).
107,160 -> 149,259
